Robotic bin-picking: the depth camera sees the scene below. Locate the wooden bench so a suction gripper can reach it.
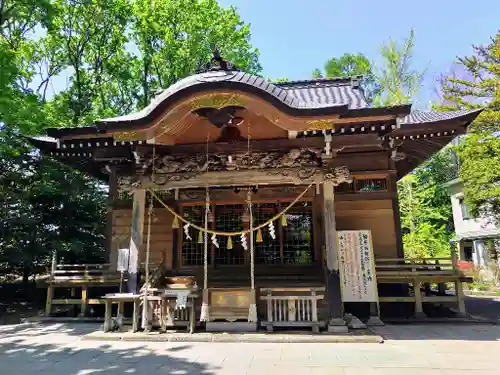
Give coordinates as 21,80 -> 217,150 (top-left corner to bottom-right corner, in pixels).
45,260 -> 124,316
260,287 -> 325,332
375,252 -> 468,317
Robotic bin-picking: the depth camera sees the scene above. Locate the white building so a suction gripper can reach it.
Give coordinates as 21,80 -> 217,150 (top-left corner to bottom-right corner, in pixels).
444,178 -> 500,266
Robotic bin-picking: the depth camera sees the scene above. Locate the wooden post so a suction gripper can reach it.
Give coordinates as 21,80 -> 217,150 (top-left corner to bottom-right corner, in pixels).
80,286 -> 88,317
322,182 -> 347,333
388,174 -> 404,259
107,167 -> 118,270
451,247 -> 467,316
413,276 -> 425,318
128,189 -> 146,293
103,299 -> 112,332
132,297 -> 140,332
189,298 -> 196,334
45,251 -> 57,316
455,279 -> 467,317
45,285 -> 53,316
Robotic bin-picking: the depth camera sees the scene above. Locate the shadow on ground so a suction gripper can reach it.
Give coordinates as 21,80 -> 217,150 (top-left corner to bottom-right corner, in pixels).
465,295 -> 500,322
373,323 -> 500,341
0,324 -> 217,375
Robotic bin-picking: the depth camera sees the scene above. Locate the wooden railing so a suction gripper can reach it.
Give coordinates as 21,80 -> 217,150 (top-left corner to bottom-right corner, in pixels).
375,253 -> 468,317
45,256 -> 158,317
375,256 -> 461,281
260,287 -> 324,332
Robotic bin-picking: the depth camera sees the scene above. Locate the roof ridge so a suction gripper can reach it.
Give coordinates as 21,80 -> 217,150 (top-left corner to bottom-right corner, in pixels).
274,75 -> 363,87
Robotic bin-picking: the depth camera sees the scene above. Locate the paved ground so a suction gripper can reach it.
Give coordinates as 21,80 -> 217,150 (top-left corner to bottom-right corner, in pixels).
466,295 -> 500,322
1,323 -> 499,375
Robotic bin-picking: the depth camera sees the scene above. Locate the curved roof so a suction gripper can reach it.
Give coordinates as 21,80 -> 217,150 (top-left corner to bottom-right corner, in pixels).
96,71 -> 368,128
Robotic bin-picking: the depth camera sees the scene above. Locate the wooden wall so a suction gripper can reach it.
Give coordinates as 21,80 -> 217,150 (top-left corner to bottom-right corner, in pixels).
109,192 -> 401,271
335,199 -> 398,258
110,208 -> 174,269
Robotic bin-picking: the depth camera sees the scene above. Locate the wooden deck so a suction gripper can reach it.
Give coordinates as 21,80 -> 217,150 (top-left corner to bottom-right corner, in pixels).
375,252 -> 469,317
45,252 -> 471,322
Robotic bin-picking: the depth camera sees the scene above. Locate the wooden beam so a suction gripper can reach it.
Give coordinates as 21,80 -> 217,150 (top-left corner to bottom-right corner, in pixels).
134,134 -> 383,156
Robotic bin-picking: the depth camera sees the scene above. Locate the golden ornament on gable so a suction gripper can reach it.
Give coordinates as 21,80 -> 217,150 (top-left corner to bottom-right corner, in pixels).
306,119 -> 334,131
114,130 -> 142,141
189,94 -> 244,110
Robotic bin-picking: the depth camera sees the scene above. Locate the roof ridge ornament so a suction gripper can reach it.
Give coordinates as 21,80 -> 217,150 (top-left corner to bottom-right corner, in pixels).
202,48 -> 240,73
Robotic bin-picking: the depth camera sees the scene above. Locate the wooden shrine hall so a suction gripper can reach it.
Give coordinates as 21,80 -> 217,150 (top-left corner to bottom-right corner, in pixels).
32,53 -> 481,333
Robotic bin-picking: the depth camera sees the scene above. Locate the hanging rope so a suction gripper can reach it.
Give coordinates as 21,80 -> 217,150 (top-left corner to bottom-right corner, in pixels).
149,182 -> 313,236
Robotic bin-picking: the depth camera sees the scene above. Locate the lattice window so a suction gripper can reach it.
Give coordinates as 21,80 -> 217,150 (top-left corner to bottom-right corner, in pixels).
181,200 -> 314,266
181,206 -> 204,266
254,203 -> 281,264
214,204 -> 245,265
355,178 -> 387,191
283,202 -> 313,265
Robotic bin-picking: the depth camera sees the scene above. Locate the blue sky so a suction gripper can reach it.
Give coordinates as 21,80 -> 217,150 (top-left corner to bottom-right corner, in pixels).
219,0 -> 499,108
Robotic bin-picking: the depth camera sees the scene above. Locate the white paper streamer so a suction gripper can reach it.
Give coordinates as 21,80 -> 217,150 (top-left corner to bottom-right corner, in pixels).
211,233 -> 219,248
240,233 -> 248,251
183,223 -> 192,240
268,221 -> 276,240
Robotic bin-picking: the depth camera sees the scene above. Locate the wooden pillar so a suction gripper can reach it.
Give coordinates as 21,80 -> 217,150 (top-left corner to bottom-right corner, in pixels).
452,248 -> 467,316
389,174 -> 404,259
45,285 -> 53,316
127,189 -> 146,293
322,182 -> 347,332
80,286 -> 88,317
171,201 -> 180,270
107,167 -> 118,270
45,251 -> 56,316
413,276 -> 425,318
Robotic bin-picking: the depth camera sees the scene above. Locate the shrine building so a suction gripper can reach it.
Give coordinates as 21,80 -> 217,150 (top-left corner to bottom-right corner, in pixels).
33,54 -> 481,332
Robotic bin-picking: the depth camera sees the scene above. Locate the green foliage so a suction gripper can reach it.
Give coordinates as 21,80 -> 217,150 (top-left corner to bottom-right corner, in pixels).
312,53 -> 380,104
0,129 -> 107,279
439,32 -> 500,224
373,29 -> 424,106
131,0 -> 260,107
398,149 -> 457,258
0,0 -> 260,280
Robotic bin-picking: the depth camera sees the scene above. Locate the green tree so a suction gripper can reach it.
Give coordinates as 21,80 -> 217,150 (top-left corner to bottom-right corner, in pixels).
374,29 -> 424,106
371,29 -> 451,257
398,149 -> 457,258
312,53 -> 380,104
0,0 -> 261,281
439,31 -> 500,224
131,0 -> 261,107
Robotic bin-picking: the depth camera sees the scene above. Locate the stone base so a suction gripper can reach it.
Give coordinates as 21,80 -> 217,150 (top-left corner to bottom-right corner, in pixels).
366,316 -> 385,326
205,322 -> 257,333
347,316 -> 367,329
327,324 -> 349,333
414,312 -> 427,319
328,318 -> 348,333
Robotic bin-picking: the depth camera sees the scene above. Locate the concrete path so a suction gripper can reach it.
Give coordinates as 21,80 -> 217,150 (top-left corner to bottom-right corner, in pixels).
1,323 -> 499,375
466,295 -> 500,322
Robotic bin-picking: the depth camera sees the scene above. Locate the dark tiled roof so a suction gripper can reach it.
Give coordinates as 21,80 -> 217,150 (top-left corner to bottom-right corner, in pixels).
275,77 -> 368,109
99,71 -> 356,124
400,109 -> 483,124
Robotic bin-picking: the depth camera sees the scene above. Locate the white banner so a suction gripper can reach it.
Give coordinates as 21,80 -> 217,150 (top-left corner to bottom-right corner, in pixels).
337,230 -> 378,303
117,248 -> 129,272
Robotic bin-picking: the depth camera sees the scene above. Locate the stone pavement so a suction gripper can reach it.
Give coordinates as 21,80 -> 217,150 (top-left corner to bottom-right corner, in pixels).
1,323 -> 499,375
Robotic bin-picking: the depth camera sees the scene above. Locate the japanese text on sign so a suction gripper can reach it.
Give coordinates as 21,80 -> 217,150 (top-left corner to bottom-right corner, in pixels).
337,230 -> 378,302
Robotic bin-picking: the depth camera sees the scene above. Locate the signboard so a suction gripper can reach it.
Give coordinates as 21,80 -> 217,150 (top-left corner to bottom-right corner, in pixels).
117,248 -> 129,272
337,230 -> 378,303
